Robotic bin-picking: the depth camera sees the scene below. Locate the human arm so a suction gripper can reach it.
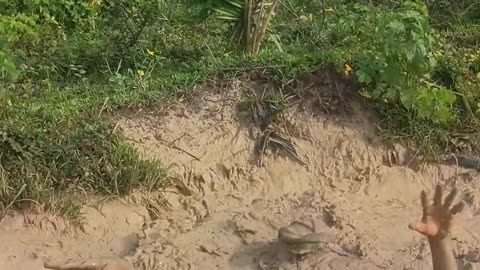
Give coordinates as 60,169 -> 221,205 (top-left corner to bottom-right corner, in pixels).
408,184 -> 464,270
44,260 -> 132,270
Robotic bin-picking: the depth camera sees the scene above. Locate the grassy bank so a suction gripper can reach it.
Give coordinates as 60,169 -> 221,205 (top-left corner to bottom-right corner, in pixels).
0,0 -> 479,217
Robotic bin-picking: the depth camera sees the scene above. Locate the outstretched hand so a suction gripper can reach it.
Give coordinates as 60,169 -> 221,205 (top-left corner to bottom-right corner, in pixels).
409,184 -> 464,239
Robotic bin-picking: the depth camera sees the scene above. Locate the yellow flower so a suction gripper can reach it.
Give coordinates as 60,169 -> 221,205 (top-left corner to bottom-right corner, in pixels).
137,70 -> 145,77
90,0 -> 101,7
299,14 -> 313,22
434,50 -> 443,57
1,99 -> 12,109
147,49 -> 155,56
324,8 -> 334,13
344,64 -> 353,75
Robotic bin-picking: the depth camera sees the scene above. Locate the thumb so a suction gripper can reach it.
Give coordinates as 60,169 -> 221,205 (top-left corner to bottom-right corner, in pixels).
408,221 -> 429,235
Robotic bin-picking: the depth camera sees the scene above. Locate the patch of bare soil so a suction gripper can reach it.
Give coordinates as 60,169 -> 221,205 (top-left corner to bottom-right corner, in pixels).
2,69 -> 480,270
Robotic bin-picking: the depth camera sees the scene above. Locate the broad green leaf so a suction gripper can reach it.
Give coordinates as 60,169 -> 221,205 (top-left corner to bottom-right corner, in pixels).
428,55 -> 437,69
382,63 -> 401,85
388,20 -> 404,32
400,87 -> 418,109
356,69 -> 372,84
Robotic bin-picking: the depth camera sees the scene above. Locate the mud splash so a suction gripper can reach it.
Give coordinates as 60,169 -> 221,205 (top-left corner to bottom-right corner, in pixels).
1,70 -> 480,270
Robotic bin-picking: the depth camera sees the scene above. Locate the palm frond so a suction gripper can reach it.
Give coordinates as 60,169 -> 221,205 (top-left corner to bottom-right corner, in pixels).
200,0 -> 278,54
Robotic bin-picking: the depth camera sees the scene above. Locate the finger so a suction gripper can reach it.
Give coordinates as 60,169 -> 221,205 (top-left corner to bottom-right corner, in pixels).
408,222 -> 429,235
433,184 -> 442,206
421,190 -> 428,216
450,201 -> 464,215
443,187 -> 457,209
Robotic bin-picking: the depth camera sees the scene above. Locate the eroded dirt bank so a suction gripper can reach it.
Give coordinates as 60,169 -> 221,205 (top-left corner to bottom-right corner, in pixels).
1,71 -> 480,270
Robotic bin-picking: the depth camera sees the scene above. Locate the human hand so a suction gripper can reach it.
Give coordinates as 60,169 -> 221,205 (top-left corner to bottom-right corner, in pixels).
44,259 -> 132,270
408,184 -> 464,239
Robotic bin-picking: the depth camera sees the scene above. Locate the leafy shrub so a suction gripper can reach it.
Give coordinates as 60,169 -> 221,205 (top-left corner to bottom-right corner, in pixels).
332,1 -> 456,123
0,14 -> 38,81
0,0 -> 185,82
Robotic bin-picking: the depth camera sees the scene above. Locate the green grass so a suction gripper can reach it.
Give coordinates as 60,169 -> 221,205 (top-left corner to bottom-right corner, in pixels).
1,0 -> 480,219
0,44 -> 346,219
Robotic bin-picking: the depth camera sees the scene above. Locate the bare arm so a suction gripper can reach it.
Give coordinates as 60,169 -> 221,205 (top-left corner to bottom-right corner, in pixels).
428,237 -> 456,270
44,260 -> 132,270
409,184 -> 464,270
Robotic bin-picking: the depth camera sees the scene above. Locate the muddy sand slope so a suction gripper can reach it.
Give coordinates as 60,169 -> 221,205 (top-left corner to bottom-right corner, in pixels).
1,72 -> 480,270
